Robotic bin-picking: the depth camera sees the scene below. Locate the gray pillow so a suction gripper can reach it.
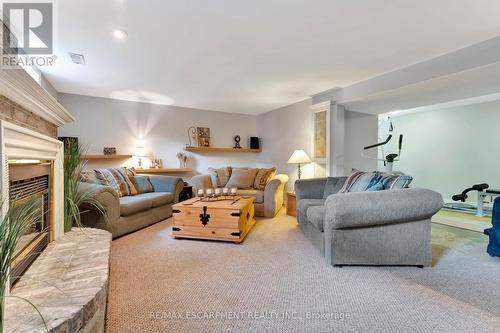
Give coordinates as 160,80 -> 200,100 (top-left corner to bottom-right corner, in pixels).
225,168 -> 259,189
129,176 -> 153,194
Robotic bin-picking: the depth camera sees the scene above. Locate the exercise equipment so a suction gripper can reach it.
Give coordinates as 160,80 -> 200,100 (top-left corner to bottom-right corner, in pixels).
484,197 -> 500,257
362,134 -> 403,173
449,183 -> 500,217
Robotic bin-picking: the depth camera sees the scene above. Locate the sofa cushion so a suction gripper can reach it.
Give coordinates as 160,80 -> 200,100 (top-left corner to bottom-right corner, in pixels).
237,189 -> 264,204
208,167 -> 232,187
130,175 -> 153,194
307,206 -> 325,232
226,168 -> 259,189
137,192 -> 174,207
297,199 -> 325,214
119,196 -> 153,216
323,177 -> 348,198
253,168 -> 276,190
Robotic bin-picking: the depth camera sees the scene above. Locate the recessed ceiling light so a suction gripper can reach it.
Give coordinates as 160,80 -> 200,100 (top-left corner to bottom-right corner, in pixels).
113,29 -> 128,40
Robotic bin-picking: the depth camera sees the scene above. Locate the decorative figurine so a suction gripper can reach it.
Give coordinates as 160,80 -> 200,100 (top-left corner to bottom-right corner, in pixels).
233,135 -> 241,149
187,126 -> 197,147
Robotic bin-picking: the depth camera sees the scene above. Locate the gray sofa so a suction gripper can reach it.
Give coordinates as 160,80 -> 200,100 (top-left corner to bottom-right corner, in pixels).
78,175 -> 184,238
295,177 -> 444,267
189,173 -> 289,218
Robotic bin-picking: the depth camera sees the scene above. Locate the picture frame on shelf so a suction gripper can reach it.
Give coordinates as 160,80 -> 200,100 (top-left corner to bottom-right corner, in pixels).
197,127 -> 210,147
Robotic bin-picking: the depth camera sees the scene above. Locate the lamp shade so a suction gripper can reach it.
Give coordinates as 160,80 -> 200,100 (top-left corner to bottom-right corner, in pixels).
135,146 -> 146,157
287,150 -> 311,164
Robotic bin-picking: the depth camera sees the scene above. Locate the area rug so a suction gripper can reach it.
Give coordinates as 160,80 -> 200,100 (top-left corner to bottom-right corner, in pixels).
106,212 -> 500,332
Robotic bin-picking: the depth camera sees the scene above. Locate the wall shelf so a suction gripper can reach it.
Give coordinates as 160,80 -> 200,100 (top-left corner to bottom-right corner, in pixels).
185,147 -> 261,153
81,154 -> 133,160
136,168 -> 192,174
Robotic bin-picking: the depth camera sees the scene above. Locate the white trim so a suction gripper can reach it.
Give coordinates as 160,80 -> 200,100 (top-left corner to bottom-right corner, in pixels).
0,68 -> 74,126
0,120 -> 64,240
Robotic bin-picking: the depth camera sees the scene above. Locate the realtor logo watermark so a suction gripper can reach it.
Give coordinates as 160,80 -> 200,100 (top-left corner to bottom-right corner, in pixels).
1,1 -> 56,68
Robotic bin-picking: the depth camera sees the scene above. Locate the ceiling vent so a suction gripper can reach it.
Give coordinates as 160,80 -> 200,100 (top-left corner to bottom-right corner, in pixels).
68,52 -> 85,65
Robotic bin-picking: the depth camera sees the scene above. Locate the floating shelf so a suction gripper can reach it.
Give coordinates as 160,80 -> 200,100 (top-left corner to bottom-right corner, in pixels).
185,147 -> 261,153
136,168 -> 192,174
81,154 -> 133,160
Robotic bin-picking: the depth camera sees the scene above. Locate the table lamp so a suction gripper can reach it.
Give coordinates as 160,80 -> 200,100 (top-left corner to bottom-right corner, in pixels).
287,150 -> 311,179
135,146 -> 146,168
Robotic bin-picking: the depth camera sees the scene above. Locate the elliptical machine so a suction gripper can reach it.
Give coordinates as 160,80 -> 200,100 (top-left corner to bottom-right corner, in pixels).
361,134 -> 403,173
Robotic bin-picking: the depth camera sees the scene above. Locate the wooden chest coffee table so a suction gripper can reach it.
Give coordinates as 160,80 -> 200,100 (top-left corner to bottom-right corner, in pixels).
172,197 -> 255,243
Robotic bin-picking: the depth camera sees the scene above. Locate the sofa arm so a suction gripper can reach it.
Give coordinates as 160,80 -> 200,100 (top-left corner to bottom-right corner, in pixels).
262,174 -> 289,217
77,182 -> 120,221
147,175 -> 184,203
324,188 -> 444,230
187,174 -> 213,194
295,178 -> 327,200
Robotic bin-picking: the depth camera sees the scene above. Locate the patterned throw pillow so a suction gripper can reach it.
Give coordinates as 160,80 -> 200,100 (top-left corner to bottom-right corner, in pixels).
95,167 -> 138,197
378,173 -> 413,190
253,168 -> 276,190
340,169 -> 413,193
80,170 -> 107,185
207,167 -> 232,187
339,169 -> 381,193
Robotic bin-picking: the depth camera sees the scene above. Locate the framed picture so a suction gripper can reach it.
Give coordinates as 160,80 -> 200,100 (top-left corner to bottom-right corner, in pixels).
311,102 -> 331,177
197,127 -> 210,147
103,147 -> 117,155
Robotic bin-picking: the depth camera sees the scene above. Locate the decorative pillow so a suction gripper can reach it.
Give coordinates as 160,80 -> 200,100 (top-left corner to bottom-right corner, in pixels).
378,173 -> 413,190
253,168 -> 276,190
129,175 -> 153,194
80,170 -> 107,185
207,167 -> 232,187
339,169 -> 382,193
95,167 -> 138,197
126,167 -> 137,177
225,168 -> 259,189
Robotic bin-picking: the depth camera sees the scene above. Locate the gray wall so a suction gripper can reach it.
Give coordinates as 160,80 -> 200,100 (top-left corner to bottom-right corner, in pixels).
257,99 -> 377,190
344,110 -> 378,173
58,93 -> 377,185
378,99 -> 500,200
257,99 -> 313,189
58,93 -> 259,174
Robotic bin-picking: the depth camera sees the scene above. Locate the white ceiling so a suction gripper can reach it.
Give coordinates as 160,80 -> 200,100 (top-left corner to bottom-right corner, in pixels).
42,0 -> 500,114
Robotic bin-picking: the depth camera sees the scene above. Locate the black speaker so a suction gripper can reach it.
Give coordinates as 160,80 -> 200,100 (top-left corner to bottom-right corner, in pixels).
250,137 -> 260,149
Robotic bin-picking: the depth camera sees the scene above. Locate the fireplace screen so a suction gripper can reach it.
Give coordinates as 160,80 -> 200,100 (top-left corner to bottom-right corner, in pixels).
9,163 -> 51,287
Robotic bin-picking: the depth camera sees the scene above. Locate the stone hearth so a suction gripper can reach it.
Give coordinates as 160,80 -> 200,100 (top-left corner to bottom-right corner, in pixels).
4,228 -> 112,333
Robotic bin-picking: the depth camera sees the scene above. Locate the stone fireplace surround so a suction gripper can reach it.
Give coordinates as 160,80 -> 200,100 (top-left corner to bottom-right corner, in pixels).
1,68 -> 111,332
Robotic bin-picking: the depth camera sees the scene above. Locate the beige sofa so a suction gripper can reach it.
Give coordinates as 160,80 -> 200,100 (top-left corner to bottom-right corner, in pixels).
78,175 -> 184,238
189,167 -> 289,218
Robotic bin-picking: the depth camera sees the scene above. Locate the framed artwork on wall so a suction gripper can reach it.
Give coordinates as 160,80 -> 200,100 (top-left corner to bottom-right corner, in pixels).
311,102 -> 331,177
197,127 -> 210,147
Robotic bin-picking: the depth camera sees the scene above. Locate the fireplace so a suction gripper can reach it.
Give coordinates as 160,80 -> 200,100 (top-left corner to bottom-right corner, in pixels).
8,162 -> 52,287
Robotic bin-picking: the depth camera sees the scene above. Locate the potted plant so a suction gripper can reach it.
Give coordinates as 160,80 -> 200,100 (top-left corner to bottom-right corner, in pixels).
63,143 -> 105,232
0,198 -> 44,333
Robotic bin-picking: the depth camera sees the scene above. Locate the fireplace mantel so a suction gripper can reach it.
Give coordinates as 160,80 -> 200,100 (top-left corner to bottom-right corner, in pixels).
0,68 -> 74,126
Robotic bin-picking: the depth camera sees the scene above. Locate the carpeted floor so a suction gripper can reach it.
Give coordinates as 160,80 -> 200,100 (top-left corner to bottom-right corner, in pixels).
106,211 -> 500,333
